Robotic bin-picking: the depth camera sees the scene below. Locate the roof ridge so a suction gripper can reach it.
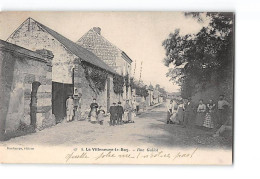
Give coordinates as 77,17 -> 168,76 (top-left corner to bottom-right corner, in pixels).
30,18 -> 117,74
7,17 -> 32,41
31,18 -> 78,58
93,28 -> 123,53
81,28 -> 123,54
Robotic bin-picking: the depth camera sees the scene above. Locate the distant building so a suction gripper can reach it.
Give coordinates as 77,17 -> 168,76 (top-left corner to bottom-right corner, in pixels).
153,87 -> 160,104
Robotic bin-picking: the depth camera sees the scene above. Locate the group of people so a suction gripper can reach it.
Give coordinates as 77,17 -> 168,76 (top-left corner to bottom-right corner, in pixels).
66,96 -> 136,126
166,95 -> 231,131
89,99 -> 135,126
88,98 -> 106,125
109,100 -> 135,126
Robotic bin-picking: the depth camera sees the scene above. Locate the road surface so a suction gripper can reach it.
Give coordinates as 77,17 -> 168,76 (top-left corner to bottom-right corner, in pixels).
0,104 -> 232,149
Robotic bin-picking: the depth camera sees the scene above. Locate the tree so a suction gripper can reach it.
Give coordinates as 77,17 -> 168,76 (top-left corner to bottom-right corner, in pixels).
162,12 -> 234,99
81,62 -> 108,94
131,77 -> 149,98
113,74 -> 124,95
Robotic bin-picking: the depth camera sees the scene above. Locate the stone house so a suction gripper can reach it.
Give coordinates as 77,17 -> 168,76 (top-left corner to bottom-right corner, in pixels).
153,88 -> 160,104
0,40 -> 54,139
76,27 -> 132,103
6,17 -> 119,122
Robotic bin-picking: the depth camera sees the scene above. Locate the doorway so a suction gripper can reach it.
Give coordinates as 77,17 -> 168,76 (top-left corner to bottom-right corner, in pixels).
52,82 -> 73,123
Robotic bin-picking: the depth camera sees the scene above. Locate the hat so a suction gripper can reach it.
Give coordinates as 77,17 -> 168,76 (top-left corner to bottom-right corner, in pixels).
93,98 -> 96,100
113,102 -> 116,104
118,101 -> 121,104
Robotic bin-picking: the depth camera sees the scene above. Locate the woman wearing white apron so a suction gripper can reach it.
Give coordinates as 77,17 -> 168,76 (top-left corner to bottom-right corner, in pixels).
90,98 -> 98,123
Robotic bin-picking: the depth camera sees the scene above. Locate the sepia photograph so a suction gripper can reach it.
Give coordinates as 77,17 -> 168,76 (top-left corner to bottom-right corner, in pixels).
0,11 -> 234,164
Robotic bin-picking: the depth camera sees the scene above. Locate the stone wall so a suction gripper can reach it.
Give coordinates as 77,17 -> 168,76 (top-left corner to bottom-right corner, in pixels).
74,61 -> 106,116
0,40 -> 55,139
7,18 -> 76,84
74,59 -> 121,115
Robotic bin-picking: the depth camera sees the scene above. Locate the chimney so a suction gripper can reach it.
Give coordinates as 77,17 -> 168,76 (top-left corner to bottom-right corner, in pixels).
93,27 -> 101,35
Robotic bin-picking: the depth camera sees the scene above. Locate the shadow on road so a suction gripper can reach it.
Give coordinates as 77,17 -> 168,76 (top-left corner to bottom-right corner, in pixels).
135,110 -> 232,149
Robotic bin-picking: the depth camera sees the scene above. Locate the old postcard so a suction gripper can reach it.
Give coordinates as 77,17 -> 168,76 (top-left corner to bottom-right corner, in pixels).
0,12 -> 234,164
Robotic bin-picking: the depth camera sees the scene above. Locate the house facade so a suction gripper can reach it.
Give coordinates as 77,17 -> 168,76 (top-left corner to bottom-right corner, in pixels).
7,18 -> 120,122
0,40 -> 55,139
76,27 -> 132,101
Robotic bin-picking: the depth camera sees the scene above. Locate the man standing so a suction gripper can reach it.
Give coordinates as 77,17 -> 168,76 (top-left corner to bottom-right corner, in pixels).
117,102 -> 124,125
217,95 -> 230,128
109,102 -> 117,126
66,95 -> 74,122
124,100 -> 132,122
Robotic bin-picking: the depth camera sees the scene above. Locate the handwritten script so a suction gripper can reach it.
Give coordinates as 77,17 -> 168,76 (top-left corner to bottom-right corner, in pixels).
65,147 -> 198,162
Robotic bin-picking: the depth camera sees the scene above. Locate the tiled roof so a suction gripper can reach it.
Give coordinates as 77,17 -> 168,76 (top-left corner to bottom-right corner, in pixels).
32,19 -> 117,74
77,28 -> 132,63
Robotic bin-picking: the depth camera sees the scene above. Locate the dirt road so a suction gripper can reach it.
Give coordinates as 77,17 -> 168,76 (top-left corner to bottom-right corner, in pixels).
0,104 -> 232,149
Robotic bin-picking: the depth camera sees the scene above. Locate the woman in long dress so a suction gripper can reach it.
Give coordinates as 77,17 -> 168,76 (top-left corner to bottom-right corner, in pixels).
90,98 -> 98,123
195,99 -> 206,127
170,101 -> 179,124
176,100 -> 184,124
203,99 -> 215,129
123,100 -> 132,123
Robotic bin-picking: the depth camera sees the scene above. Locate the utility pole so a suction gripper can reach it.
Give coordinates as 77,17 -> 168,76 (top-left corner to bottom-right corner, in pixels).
139,61 -> 143,84
133,60 -> 137,77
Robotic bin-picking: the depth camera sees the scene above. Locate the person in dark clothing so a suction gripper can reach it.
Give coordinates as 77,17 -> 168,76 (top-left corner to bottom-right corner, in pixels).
117,102 -> 124,125
109,102 -> 117,126
217,95 -> 230,128
183,97 -> 194,128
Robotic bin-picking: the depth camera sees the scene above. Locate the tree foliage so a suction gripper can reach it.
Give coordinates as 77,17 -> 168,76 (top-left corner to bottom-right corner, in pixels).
113,74 -> 124,95
135,86 -> 149,98
130,77 -> 149,98
124,73 -> 130,93
162,12 -> 234,98
81,62 -> 108,93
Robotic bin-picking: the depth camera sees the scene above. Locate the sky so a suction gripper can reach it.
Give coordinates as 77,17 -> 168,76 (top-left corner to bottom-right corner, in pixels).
0,12 -> 206,92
